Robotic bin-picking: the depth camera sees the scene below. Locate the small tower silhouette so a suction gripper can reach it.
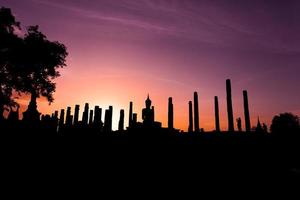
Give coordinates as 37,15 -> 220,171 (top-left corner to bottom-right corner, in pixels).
82,103 -> 89,126
194,92 -> 200,132
188,101 -> 193,133
22,93 -> 41,123
128,101 -> 133,128
214,96 -> 220,132
226,79 -> 234,132
255,117 -> 263,133
168,97 -> 174,130
73,105 -> 80,125
118,109 -> 124,131
243,90 -> 251,132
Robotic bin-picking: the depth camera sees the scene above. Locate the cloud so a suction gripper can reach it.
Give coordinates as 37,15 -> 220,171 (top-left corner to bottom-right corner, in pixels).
30,0 -> 173,33
30,0 -> 300,53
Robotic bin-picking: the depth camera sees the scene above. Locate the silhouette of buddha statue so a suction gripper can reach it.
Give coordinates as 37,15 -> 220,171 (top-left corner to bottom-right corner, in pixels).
142,94 -> 154,126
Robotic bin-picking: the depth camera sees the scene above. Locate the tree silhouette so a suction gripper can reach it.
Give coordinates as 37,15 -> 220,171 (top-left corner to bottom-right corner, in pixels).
271,113 -> 299,134
0,7 -> 68,121
0,7 -> 21,120
20,26 -> 68,121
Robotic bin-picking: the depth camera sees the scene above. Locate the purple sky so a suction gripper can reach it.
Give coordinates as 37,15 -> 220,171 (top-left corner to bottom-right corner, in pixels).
1,0 -> 300,131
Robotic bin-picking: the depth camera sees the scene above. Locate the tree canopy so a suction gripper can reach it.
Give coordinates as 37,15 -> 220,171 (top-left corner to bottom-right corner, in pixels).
0,7 -> 22,118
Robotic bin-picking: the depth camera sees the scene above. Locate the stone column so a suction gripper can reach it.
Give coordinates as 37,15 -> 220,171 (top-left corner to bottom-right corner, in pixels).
188,101 -> 193,133
94,106 -> 102,127
194,92 -> 199,132
132,113 -> 137,126
214,96 -> 220,132
104,109 -> 109,132
128,101 -> 133,128
66,106 -> 72,126
168,97 -> 174,130
89,110 -> 93,125
226,79 -> 234,132
118,109 -> 124,131
82,103 -> 89,126
59,109 -> 65,130
243,90 -> 251,132
73,105 -> 80,125
108,106 -> 113,132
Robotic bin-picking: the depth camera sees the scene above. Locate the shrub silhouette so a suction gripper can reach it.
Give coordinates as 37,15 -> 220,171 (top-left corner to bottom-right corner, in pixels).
271,113 -> 299,134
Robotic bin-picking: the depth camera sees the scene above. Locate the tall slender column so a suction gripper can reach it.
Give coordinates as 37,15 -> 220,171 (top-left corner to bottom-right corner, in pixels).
243,90 -> 251,132
118,109 -> 124,131
194,92 -> 199,132
89,110 -> 93,125
128,101 -> 133,128
132,113 -> 137,126
108,106 -> 113,132
66,106 -> 72,126
59,109 -> 65,128
73,105 -> 80,125
188,101 -> 193,133
168,97 -> 174,129
82,103 -> 89,126
214,96 -> 220,132
226,79 -> 234,132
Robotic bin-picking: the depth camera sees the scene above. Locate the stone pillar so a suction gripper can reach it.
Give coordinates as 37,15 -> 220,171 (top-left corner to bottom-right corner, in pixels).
94,106 -> 102,127
104,109 -> 109,132
132,113 -> 137,126
226,79 -> 234,132
214,96 -> 220,132
128,101 -> 133,128
243,90 -> 251,132
66,106 -> 72,126
151,106 -> 155,122
108,106 -> 113,131
194,92 -> 199,132
54,110 -> 58,118
104,106 -> 113,132
82,103 -> 89,126
59,109 -> 65,130
89,110 -> 93,125
168,97 -> 174,130
73,105 -> 80,125
118,109 -> 124,131
188,101 -> 193,133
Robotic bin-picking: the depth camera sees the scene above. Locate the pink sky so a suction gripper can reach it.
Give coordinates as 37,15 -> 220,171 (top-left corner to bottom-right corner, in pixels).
2,0 -> 300,131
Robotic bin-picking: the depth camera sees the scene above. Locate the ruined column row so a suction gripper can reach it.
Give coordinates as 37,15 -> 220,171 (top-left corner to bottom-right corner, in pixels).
187,79 -> 251,133
51,79 -> 251,133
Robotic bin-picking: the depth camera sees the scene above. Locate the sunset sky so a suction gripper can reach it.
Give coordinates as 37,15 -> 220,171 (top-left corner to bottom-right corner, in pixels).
2,0 -> 300,131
